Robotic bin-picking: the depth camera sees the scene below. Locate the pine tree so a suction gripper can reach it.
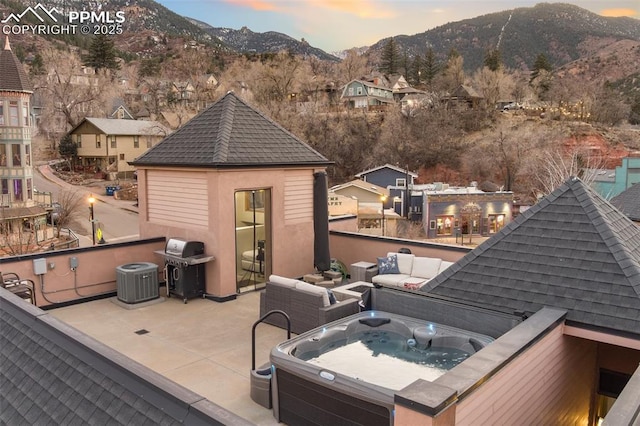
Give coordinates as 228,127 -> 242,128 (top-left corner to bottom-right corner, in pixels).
484,49 -> 502,71
410,55 -> 422,86
422,48 -> 440,88
58,135 -> 77,168
83,34 -> 120,72
379,38 -> 400,75
530,53 -> 552,82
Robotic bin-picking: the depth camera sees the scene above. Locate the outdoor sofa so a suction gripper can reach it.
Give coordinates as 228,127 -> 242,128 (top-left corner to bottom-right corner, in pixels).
371,252 -> 454,290
259,275 -> 360,334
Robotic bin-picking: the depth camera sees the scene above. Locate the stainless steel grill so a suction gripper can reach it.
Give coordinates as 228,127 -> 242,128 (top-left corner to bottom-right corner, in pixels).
155,238 -> 214,303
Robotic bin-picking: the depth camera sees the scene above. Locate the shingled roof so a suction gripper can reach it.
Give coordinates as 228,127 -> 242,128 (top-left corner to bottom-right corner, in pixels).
421,177 -> 640,339
0,37 -> 32,93
0,290 -> 250,425
610,183 -> 640,221
131,92 -> 331,168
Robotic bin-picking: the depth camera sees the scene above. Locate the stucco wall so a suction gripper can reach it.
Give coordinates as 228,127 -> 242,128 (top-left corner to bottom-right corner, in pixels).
455,326 -> 596,425
329,230 -> 470,271
138,167 -> 319,299
0,238 -> 165,307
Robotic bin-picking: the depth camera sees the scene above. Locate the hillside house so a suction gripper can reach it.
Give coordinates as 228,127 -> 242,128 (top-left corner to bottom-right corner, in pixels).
341,79 -> 394,110
444,84 -> 484,109
69,117 -> 168,177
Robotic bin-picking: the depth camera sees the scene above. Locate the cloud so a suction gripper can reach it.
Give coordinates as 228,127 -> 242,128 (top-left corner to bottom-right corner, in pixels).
600,8 -> 637,17
309,0 -> 397,19
225,0 -> 279,12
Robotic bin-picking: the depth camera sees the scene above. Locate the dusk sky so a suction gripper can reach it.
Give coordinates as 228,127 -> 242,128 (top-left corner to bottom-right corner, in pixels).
155,0 -> 639,52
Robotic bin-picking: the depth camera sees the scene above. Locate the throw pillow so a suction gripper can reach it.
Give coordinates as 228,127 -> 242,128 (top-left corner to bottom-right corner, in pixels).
326,289 -> 337,305
377,254 -> 400,275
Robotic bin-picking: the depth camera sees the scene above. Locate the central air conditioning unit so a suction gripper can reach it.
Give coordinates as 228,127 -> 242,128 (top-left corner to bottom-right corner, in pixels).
116,262 -> 159,304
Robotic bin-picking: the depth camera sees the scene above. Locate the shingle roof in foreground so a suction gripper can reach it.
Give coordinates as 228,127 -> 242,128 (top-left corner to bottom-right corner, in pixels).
421,177 -> 640,339
0,290 -> 250,426
131,91 -> 331,168
611,183 -> 640,221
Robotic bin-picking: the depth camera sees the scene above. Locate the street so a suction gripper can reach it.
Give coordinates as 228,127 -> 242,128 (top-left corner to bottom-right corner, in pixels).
34,166 -> 140,246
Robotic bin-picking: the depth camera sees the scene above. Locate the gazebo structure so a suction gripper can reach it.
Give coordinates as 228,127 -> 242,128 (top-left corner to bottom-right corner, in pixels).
131,92 -> 332,300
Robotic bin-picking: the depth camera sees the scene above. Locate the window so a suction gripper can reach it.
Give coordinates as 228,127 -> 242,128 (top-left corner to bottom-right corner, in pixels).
9,101 -> 18,126
26,178 -> 32,200
110,136 -> 116,148
23,103 -> 29,126
356,86 -> 363,95
1,179 -> 7,194
119,153 -> 125,160
11,144 -> 20,166
488,214 -> 505,234
436,215 -> 454,235
133,136 -> 139,148
396,178 -> 406,188
0,147 -> 6,166
146,137 -> 152,148
0,102 -> 4,125
96,135 -> 101,148
76,134 -> 82,148
25,145 -> 30,166
13,179 -> 22,201
348,87 -> 354,96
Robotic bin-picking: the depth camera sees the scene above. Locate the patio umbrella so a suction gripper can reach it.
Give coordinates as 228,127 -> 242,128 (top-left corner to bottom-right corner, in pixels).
313,171 -> 331,272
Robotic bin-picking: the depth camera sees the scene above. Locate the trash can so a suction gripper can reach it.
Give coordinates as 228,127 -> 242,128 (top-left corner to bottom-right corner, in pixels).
105,185 -> 120,196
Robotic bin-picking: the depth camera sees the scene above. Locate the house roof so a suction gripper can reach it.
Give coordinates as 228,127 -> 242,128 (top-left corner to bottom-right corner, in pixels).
131,92 -> 331,168
0,290 -> 248,425
610,183 -> 640,221
421,177 -> 640,339
0,36 -> 32,93
356,163 -> 418,179
330,179 -> 390,196
70,118 -> 169,137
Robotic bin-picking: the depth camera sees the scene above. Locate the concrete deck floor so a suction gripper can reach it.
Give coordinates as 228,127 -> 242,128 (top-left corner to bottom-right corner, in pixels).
49,289 -> 288,425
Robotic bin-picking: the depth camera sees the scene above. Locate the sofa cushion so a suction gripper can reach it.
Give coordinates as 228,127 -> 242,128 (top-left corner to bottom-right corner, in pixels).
388,252 -> 415,275
438,261 -> 454,274
295,281 -> 331,307
438,260 -> 454,273
269,275 -> 298,288
411,257 -> 442,280
377,254 -> 400,274
372,273 -> 411,287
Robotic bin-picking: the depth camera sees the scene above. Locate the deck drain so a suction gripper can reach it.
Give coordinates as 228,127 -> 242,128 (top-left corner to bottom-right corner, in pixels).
135,329 -> 149,335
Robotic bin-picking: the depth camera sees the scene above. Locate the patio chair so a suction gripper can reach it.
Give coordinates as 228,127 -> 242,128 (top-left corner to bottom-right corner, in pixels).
1,272 -> 36,305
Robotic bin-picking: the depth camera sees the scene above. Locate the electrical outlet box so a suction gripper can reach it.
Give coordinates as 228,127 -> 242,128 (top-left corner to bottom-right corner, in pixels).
70,257 -> 79,269
33,258 -> 47,275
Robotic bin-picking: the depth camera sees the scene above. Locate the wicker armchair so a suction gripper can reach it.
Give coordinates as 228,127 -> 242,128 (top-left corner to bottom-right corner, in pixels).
1,272 -> 36,305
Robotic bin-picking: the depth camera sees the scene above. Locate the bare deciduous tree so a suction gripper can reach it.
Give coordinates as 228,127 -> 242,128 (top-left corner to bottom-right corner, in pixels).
53,189 -> 86,238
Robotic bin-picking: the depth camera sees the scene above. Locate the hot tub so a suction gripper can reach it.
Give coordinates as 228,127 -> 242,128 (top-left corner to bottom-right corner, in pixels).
270,311 -> 494,425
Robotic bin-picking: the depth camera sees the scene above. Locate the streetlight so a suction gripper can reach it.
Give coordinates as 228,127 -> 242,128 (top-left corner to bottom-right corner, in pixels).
380,194 -> 387,236
88,194 -> 96,245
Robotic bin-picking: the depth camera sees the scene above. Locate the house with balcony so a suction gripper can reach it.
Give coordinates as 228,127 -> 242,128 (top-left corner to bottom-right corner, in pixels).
68,117 -> 169,177
0,37 -> 51,250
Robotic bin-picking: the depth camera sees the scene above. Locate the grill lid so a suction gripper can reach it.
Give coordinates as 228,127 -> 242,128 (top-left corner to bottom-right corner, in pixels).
164,238 -> 204,258
156,238 -> 213,267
